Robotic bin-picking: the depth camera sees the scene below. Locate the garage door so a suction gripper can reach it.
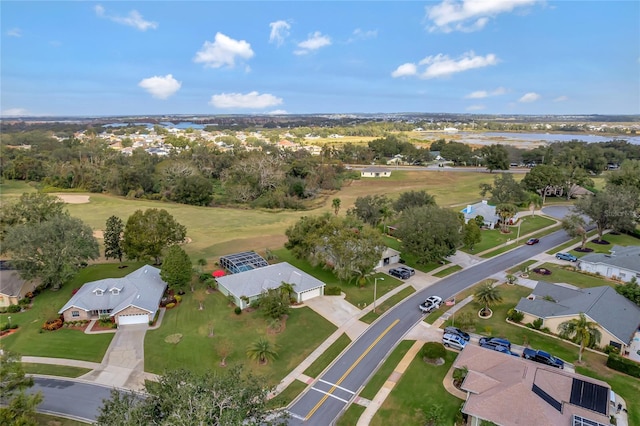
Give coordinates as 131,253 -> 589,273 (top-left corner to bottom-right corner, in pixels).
299,288 -> 322,302
117,314 -> 148,325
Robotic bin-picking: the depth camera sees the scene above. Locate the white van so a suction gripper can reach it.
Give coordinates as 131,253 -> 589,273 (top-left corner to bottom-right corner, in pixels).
442,333 -> 467,351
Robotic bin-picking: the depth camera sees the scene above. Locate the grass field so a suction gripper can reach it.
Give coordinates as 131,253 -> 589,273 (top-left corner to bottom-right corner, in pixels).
23,363 -> 91,378
433,265 -> 462,278
480,224 -> 562,258
507,259 -> 537,274
533,262 -> 618,288
360,287 -> 416,324
266,379 -> 308,410
34,414 -> 89,425
359,340 -> 415,400
303,333 -> 351,378
336,404 -> 367,426
566,232 -> 640,257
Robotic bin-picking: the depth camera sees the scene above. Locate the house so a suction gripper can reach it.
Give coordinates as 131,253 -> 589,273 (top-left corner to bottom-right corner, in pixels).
514,281 -> 640,353
215,262 -> 325,309
461,200 -> 519,229
453,344 -> 612,426
386,155 -> 403,166
578,245 -> 640,283
58,265 -> 167,326
376,247 -> 401,268
360,167 -> 391,178
0,261 -> 37,308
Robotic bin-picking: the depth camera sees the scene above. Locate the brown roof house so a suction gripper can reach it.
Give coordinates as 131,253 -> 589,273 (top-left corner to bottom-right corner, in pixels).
453,344 -> 612,426
58,265 -> 167,326
0,261 -> 38,308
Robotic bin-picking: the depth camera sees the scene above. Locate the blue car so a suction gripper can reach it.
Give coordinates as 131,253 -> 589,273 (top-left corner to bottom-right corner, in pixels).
555,252 -> 578,262
479,337 -> 511,350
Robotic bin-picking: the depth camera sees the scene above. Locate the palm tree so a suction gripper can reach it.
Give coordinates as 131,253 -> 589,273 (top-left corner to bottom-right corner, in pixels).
562,214 -> 588,250
332,198 -> 341,216
526,193 -> 543,217
196,258 -> 207,273
496,203 -> 518,233
279,281 -> 296,302
246,338 -> 278,365
474,282 -> 503,316
558,312 -> 601,363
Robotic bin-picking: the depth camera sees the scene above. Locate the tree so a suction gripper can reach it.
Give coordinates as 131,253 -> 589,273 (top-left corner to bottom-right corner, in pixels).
196,258 -> 207,274
246,338 -> 278,365
104,216 -> 124,262
561,214 -> 589,250
160,245 -> 192,293
279,281 -> 296,301
0,192 -> 66,240
0,351 -> 43,426
2,215 -> 99,290
349,194 -> 392,227
574,189 -> 637,242
463,221 -> 482,250
122,209 -> 187,264
558,312 -> 602,363
474,282 -> 502,315
520,165 -> 563,204
616,278 -> 640,306
392,190 -> 436,213
96,366 -> 282,425
481,144 -> 509,173
440,141 -> 472,165
525,192 -> 543,217
495,203 -> 518,233
560,167 -> 593,200
395,205 -> 462,264
170,175 -> 213,206
194,287 -> 207,310
479,173 -> 526,205
332,198 -> 341,216
260,288 -> 290,320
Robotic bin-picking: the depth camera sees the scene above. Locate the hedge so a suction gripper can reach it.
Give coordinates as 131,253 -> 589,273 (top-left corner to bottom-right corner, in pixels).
606,353 -> 640,378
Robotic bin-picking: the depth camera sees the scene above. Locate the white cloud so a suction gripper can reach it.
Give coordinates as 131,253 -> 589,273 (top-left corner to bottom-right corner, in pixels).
519,92 -> 541,103
138,74 -> 182,99
209,91 -> 283,109
294,31 -> 331,55
465,87 -> 506,98
269,20 -> 291,46
194,32 -> 254,68
7,28 -> 22,37
553,95 -> 568,102
348,28 -> 378,42
426,0 -> 540,33
2,108 -> 30,116
94,4 -> 158,31
266,109 -> 288,115
391,63 -> 418,78
393,51 -> 498,79
466,104 -> 486,111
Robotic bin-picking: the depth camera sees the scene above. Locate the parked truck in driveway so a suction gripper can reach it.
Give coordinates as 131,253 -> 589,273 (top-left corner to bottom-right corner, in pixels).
522,348 -> 564,368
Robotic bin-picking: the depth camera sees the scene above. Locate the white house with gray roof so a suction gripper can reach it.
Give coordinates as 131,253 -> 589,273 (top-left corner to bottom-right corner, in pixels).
578,245 -> 640,283
58,265 -> 167,325
515,281 -> 640,353
215,262 -> 325,309
460,200 -> 519,229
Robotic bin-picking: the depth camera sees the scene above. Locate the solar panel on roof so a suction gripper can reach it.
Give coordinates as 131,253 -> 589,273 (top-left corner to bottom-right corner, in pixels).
532,384 -> 562,412
570,379 -> 608,416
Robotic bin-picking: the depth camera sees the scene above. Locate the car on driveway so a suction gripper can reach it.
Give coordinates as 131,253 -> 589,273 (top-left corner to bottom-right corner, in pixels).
419,295 -> 443,314
555,252 -> 577,262
444,326 -> 470,342
526,238 -> 540,245
481,341 -> 519,357
397,265 -> 415,276
442,333 -> 467,350
388,268 -> 410,280
479,337 -> 511,350
522,348 -> 564,368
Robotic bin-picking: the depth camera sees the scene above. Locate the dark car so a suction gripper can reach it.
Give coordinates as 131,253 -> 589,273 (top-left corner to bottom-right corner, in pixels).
479,337 -> 511,350
481,341 -> 519,357
444,326 -> 470,342
522,348 -> 564,368
389,268 -> 410,280
555,252 -> 577,262
397,265 -> 415,276
526,238 -> 540,245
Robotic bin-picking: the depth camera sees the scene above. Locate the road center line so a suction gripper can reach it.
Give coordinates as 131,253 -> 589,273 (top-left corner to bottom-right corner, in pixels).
317,379 -> 355,394
310,387 -> 350,403
304,319 -> 400,420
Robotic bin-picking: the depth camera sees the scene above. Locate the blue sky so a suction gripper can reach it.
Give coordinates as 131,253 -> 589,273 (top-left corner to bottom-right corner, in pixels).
2,1 -> 639,116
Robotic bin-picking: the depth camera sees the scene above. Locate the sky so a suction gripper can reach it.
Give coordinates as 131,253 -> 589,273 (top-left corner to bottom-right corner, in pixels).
1,1 -> 639,117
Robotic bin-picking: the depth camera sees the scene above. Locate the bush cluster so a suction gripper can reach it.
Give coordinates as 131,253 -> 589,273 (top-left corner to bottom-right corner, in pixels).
234,307 -> 242,315
165,302 -> 176,309
421,342 -> 446,360
606,353 -> 640,378
506,308 -> 524,323
6,304 -> 22,313
42,318 -> 63,331
324,286 -> 342,296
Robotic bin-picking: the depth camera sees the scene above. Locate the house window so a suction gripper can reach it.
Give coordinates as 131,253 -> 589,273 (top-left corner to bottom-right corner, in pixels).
72,311 -> 80,317
95,289 -> 103,296
111,289 -> 120,295
619,272 -> 626,279
609,341 -> 622,350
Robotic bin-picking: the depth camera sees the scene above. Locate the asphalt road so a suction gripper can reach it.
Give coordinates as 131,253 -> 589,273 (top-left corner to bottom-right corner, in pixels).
286,228 -> 572,425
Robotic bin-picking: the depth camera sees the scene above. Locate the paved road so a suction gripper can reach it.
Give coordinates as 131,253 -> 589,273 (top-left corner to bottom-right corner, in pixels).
287,228 -> 572,425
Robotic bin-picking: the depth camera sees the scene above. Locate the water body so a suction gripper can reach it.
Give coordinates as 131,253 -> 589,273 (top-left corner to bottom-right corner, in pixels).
419,131 -> 640,146
103,121 -> 205,130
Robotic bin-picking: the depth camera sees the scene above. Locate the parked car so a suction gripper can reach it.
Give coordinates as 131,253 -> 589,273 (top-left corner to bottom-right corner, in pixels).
397,265 -> 415,276
442,333 -> 467,351
526,238 -> 540,245
388,268 -> 410,280
555,252 -> 577,262
479,337 -> 511,350
481,341 -> 519,357
419,295 -> 443,314
522,348 -> 564,368
444,326 -> 470,342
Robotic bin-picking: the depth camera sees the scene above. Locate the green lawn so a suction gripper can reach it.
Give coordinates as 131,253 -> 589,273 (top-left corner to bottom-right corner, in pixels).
23,363 -> 91,378
336,404 -> 367,426
433,265 -> 462,278
370,350 -> 463,426
480,224 -> 562,258
0,263 -> 150,361
461,216 -> 556,255
507,259 -> 537,274
566,232 -> 640,258
267,379 -> 308,409
533,262 -> 617,289
359,340 -> 415,400
360,287 -> 416,324
144,290 -> 336,386
303,333 -> 351,378
34,414 -> 90,425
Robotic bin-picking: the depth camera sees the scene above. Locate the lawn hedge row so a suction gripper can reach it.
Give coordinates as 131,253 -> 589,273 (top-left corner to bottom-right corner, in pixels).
606,353 -> 640,378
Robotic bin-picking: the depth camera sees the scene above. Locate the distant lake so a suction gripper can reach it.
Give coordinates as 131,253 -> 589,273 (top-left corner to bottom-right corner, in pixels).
418,131 -> 640,145
103,121 -> 205,130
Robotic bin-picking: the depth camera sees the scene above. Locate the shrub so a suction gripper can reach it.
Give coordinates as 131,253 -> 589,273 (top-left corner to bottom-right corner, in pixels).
507,308 -> 524,323
325,286 -> 342,296
18,297 -> 31,306
532,318 -> 543,330
421,342 -> 446,361
42,318 -> 63,331
199,272 -> 212,282
234,307 -> 242,315
250,299 -> 261,309
7,304 -> 21,313
606,353 -> 640,378
165,302 -> 176,309
174,295 -> 182,303
604,345 -> 621,355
